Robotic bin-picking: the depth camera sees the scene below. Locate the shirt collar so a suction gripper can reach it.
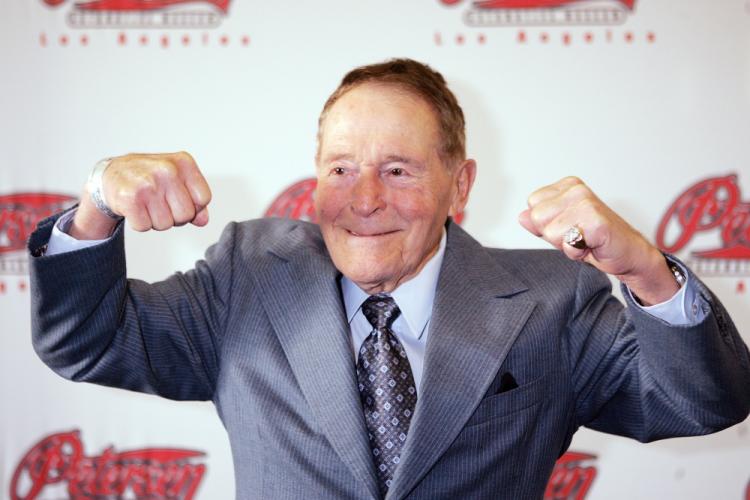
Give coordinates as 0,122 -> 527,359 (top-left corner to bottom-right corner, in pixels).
341,229 -> 447,340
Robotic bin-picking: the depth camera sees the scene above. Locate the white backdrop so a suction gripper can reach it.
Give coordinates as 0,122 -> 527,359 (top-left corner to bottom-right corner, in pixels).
1,0 -> 749,498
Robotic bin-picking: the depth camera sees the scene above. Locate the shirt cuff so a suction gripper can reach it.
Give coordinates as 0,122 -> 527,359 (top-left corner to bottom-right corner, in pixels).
45,208 -> 111,256
626,260 -> 707,326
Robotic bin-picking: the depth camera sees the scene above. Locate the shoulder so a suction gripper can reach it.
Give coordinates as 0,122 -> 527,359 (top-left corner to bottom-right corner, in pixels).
212,217 -> 326,260
472,241 -> 611,295
487,247 -> 612,300
232,217 -> 321,242
486,247 -> 581,279
445,221 -> 608,292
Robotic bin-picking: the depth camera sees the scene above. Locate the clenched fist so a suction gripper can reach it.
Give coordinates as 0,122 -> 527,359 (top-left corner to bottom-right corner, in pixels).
518,176 -> 679,306
71,152 -> 212,240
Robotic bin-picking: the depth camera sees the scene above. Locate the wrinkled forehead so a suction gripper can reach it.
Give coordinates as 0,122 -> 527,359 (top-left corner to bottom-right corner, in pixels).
319,82 -> 440,134
317,83 -> 442,157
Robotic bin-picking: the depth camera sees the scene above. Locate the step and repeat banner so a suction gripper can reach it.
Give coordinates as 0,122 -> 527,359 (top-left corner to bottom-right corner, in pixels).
1,0 -> 749,498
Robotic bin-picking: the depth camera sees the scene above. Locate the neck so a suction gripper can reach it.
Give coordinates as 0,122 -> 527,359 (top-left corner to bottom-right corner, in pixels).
352,242 -> 442,295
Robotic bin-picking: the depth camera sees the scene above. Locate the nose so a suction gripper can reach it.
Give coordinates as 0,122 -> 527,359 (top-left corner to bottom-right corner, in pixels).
350,169 -> 386,217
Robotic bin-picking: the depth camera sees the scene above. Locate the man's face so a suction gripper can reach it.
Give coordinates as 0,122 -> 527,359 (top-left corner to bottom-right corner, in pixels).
315,83 -> 474,293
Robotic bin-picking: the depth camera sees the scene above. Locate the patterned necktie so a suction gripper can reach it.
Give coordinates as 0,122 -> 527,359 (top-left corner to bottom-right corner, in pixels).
356,294 -> 417,496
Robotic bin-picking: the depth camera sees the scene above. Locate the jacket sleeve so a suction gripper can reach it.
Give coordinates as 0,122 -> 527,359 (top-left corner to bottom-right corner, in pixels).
28,210 -> 237,401
567,260 -> 750,442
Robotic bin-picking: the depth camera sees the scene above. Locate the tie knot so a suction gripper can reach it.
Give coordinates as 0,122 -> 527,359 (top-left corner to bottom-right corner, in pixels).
361,294 -> 400,330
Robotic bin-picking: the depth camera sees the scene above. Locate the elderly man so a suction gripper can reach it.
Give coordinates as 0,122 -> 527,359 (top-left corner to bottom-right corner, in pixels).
29,59 -> 750,500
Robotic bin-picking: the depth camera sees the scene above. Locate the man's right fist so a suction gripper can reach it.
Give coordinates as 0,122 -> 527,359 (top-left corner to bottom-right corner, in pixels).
71,152 -> 212,240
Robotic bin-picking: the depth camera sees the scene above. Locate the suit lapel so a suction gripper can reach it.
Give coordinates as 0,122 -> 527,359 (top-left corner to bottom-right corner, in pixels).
387,224 -> 536,500
254,223 -> 380,500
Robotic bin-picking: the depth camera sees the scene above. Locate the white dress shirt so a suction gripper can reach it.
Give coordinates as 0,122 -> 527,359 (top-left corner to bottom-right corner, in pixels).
47,209 -> 704,397
341,230 -> 447,393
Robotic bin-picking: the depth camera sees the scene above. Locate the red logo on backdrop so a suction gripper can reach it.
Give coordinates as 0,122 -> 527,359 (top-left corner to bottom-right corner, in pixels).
656,174 -> 750,278
0,193 -> 76,277
440,0 -> 637,26
10,430 -> 207,500
264,178 -> 465,225
544,451 -> 597,500
41,0 -> 230,29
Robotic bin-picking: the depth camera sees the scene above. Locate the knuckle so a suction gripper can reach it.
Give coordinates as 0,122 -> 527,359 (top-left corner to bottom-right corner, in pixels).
567,183 -> 591,199
176,150 -> 195,163
133,182 -> 157,205
174,207 -> 196,225
527,188 -> 544,206
117,189 -> 139,211
158,169 -> 180,186
529,207 -> 545,227
151,159 -> 178,179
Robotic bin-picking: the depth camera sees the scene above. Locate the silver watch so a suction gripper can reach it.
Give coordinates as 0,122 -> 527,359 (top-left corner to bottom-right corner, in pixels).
667,260 -> 686,287
87,158 -> 123,220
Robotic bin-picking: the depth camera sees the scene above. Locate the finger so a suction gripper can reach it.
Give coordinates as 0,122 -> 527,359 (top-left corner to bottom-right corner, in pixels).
125,206 -> 153,232
526,181 -> 595,236
541,218 -> 589,261
542,200 -> 607,260
527,189 -> 572,236
185,169 -> 212,208
527,176 -> 583,208
518,209 -> 542,237
146,196 -> 175,231
171,151 -> 212,208
114,185 -> 153,232
559,233 -> 590,261
165,184 -> 197,226
191,206 -> 209,227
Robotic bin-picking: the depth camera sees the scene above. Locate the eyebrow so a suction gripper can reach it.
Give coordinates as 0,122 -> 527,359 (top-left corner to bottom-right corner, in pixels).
321,153 -> 421,166
383,155 -> 415,165
322,153 -> 355,164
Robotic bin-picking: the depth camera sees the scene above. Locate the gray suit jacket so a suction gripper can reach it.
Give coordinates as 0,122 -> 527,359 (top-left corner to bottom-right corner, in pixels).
29,214 -> 750,499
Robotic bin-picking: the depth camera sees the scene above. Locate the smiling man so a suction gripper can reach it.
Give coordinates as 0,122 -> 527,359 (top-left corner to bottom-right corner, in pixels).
29,59 -> 750,500
315,82 -> 473,295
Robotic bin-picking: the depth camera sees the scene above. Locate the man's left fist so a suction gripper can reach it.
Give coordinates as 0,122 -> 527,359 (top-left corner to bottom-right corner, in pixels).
518,176 -> 679,305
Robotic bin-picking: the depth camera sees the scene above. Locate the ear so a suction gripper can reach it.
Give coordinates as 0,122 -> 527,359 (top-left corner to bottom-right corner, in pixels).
448,159 -> 477,217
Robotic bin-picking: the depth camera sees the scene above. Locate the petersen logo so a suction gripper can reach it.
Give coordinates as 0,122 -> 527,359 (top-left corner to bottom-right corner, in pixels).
440,0 -> 636,27
41,0 -> 230,29
544,451 -> 597,500
0,193 -> 76,277
264,178 -> 465,225
10,430 -> 207,500
656,174 -> 750,278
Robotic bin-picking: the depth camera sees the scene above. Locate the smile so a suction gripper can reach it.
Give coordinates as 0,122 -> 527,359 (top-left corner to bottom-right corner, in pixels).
346,229 -> 399,237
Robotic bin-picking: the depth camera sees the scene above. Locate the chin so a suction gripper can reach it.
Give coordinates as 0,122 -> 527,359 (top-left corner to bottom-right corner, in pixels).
336,260 -> 394,288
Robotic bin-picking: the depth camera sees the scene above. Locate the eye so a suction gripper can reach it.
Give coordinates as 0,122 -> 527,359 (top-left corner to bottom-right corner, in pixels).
389,167 -> 404,177
331,166 -> 346,175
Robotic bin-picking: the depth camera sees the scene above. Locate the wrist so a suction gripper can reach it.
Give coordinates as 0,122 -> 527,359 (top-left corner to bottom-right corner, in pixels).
69,189 -> 120,240
618,247 -> 680,306
87,158 -> 123,221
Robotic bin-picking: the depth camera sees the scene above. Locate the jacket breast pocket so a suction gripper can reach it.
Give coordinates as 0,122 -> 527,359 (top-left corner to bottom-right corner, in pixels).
465,373 -> 549,427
